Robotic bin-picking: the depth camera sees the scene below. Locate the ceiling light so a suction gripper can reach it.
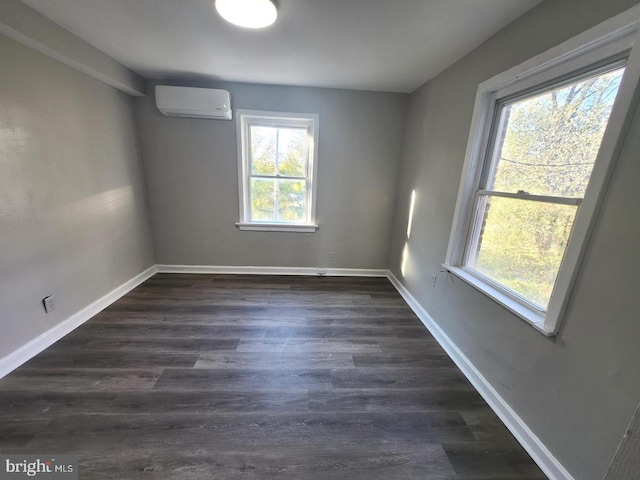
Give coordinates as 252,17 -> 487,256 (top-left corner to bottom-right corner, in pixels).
215,0 -> 277,29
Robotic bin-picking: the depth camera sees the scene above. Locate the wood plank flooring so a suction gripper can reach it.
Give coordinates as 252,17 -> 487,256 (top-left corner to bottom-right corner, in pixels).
0,274 -> 547,479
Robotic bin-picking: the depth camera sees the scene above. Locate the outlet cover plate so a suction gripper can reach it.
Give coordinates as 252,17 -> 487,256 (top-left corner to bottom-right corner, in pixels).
43,295 -> 56,313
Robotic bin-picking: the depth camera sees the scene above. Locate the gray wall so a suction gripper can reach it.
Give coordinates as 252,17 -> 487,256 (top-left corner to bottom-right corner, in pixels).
0,34 -> 154,359
388,1 -> 640,479
136,81 -> 407,268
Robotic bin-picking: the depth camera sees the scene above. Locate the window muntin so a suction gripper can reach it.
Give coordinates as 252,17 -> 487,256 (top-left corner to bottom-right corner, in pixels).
236,111 -> 319,231
463,65 -> 625,311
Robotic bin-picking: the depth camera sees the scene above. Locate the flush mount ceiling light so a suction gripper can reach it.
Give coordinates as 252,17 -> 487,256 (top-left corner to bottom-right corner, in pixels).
215,0 -> 277,29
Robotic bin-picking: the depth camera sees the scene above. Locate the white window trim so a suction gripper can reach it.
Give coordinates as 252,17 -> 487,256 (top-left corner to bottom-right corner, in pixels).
235,109 -> 320,232
444,6 -> 640,336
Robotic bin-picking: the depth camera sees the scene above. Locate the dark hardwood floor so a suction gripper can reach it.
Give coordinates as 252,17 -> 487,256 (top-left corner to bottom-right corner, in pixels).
0,274 -> 547,479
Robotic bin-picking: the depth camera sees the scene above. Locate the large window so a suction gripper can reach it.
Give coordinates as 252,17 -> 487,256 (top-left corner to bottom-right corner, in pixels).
466,65 -> 624,310
236,110 -> 319,232
445,14 -> 640,335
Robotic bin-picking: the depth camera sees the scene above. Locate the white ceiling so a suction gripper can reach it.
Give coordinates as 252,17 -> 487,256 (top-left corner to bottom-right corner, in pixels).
21,0 -> 543,93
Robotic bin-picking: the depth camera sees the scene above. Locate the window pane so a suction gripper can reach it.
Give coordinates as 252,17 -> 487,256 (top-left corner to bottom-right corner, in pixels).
250,178 -> 275,221
277,179 -> 306,222
488,67 -> 624,197
250,178 -> 307,223
250,126 -> 276,175
277,127 -> 308,177
467,195 -> 578,309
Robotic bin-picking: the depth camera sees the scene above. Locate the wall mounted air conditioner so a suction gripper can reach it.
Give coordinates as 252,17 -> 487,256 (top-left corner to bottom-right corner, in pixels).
155,85 -> 232,120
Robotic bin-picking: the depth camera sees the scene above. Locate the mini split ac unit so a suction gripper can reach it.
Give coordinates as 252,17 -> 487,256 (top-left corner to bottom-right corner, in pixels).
155,85 -> 232,120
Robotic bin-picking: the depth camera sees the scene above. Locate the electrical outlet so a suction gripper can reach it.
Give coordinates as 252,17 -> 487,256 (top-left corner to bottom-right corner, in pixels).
431,274 -> 437,287
43,295 -> 56,313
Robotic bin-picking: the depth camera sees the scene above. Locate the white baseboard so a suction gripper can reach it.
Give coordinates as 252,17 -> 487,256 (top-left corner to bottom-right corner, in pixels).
386,271 -> 574,480
156,264 -> 389,277
0,265 -> 157,380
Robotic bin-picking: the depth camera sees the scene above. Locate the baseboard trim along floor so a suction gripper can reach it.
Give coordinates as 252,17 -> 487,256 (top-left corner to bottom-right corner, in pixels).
387,271 -> 574,480
0,265 -> 157,380
155,264 -> 389,277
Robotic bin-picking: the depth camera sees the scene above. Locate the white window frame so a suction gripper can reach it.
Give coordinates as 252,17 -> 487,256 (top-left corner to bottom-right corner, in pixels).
444,7 -> 640,336
235,109 -> 320,232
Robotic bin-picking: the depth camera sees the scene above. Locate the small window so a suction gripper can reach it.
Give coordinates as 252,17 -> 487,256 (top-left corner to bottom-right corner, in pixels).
445,15 -> 640,335
235,110 -> 319,232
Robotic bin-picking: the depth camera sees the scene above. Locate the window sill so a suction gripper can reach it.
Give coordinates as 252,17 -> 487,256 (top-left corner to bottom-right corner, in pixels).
236,222 -> 318,232
442,264 -> 555,336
